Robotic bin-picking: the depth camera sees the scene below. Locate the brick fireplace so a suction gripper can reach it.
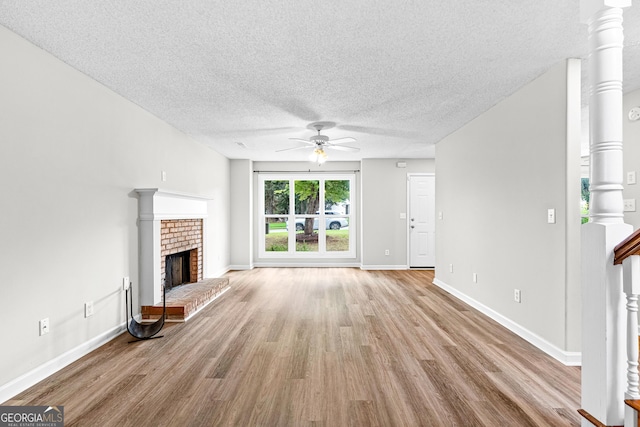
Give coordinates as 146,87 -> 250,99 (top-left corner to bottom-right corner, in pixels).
135,189 -> 209,305
161,219 -> 203,289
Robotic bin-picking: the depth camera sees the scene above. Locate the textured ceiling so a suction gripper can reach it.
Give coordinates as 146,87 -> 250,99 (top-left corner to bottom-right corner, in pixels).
1,1 -> 640,161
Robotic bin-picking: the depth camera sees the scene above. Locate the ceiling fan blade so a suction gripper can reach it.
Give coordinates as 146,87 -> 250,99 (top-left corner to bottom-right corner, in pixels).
276,145 -> 313,153
328,137 -> 356,144
288,138 -> 315,145
326,144 -> 360,152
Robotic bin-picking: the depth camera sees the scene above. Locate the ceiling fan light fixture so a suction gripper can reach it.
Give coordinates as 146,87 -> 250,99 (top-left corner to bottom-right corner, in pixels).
279,123 -> 358,159
310,147 -> 327,164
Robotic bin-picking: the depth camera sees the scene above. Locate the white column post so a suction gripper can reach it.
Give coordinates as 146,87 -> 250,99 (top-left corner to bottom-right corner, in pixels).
624,256 -> 640,427
580,1 -> 633,426
138,217 -> 162,306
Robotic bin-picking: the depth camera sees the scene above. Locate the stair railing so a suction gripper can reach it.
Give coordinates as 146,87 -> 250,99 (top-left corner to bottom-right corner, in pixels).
614,228 -> 640,427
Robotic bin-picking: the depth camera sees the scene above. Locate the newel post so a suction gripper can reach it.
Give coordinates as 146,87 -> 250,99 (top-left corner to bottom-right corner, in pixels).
580,1 -> 633,426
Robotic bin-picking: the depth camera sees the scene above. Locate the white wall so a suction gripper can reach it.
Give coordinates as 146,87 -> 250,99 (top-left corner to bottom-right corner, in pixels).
434,59 -> 582,360
0,25 -> 230,395
624,88 -> 640,230
361,159 -> 436,268
230,159 -> 253,269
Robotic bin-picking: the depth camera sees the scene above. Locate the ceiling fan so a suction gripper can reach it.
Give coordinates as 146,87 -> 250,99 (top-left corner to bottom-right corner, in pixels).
277,123 -> 359,163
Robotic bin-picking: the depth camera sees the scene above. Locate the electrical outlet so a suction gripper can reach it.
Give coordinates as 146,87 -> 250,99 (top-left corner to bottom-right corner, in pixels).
161,171 -> 167,182
123,276 -> 130,291
473,273 -> 478,283
85,301 -> 94,318
514,289 -> 522,303
384,249 -> 390,256
39,318 -> 49,336
438,211 -> 443,220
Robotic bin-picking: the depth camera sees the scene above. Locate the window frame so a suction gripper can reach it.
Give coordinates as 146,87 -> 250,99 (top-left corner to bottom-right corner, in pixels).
259,173 -> 355,259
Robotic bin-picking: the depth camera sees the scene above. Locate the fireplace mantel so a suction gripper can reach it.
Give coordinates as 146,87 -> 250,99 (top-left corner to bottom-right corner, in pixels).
135,188 -> 211,305
136,188 -> 210,220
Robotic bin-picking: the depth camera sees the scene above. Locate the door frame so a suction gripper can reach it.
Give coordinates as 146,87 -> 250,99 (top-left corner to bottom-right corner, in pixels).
406,173 -> 435,268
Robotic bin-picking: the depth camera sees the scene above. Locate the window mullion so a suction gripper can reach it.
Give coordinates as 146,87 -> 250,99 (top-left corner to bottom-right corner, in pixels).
288,178 -> 295,254
319,178 -> 326,254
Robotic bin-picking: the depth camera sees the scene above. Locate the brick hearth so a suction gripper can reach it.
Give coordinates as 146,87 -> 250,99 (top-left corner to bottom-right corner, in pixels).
141,277 -> 229,322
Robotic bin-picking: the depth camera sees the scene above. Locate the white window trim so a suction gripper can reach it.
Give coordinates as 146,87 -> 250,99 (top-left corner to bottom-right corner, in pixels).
259,173 -> 356,259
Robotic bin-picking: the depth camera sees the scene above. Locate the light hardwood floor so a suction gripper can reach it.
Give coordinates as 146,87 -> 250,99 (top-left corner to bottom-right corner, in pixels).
4,268 -> 581,426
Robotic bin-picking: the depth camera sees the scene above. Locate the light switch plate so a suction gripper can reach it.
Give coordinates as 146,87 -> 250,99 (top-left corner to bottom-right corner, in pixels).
85,302 -> 94,318
399,213 -> 406,219
624,199 -> 636,212
39,318 -> 49,336
547,208 -> 556,224
628,171 -> 637,185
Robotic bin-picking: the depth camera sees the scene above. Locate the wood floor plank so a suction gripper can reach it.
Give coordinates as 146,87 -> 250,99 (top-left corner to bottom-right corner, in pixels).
2,268 -> 581,426
419,359 -> 486,426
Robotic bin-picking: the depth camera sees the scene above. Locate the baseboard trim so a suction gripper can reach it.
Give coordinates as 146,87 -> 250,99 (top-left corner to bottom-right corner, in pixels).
253,262 -> 361,268
360,265 -> 409,270
228,264 -> 254,271
210,266 -> 231,278
0,323 -> 127,403
432,277 -> 581,366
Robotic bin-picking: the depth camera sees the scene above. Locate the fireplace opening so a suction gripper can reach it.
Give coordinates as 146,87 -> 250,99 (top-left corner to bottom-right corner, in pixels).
165,249 -> 196,290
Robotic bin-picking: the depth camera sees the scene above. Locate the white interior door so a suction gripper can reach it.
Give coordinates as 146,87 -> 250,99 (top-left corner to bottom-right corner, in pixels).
409,175 -> 435,267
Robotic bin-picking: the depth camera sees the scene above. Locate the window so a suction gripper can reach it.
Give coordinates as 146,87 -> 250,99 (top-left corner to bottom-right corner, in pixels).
581,177 -> 589,224
259,174 -> 355,258
263,180 -> 289,252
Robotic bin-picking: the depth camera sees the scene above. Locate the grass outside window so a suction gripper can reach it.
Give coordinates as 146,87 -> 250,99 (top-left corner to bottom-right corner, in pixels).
264,229 -> 350,252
